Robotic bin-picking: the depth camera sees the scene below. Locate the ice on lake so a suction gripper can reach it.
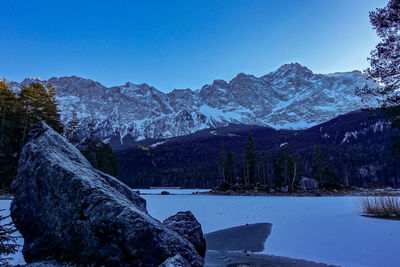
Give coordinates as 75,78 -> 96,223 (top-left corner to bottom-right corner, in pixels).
2,195 -> 400,267
143,195 -> 400,267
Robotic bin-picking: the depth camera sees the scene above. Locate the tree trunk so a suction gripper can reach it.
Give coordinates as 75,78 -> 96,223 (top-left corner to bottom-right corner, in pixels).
291,161 -> 297,192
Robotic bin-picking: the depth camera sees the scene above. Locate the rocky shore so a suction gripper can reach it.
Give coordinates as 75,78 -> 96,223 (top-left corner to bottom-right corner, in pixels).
200,187 -> 400,197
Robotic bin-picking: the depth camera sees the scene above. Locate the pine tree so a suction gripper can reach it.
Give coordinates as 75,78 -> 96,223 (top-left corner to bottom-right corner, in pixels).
259,151 -> 269,186
43,84 -> 63,134
65,109 -> 80,144
0,81 -> 65,190
273,146 -> 292,188
0,81 -> 20,189
18,84 -> 38,144
224,151 -> 235,185
87,119 -> 96,139
322,166 -> 340,189
290,153 -> 300,192
0,81 -> 13,136
356,0 -> 400,157
95,142 -> 119,177
272,158 -> 284,187
218,140 -> 225,182
80,138 -> 119,177
312,147 -> 325,188
244,135 -> 257,185
357,0 -> 400,106
0,81 -> 19,154
18,82 -> 63,144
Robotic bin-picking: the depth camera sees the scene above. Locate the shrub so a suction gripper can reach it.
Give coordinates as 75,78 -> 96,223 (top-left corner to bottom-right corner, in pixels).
215,182 -> 231,192
359,197 -> 400,219
0,209 -> 19,264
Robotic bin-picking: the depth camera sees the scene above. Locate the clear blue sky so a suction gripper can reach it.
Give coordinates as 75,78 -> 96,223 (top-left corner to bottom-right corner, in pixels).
0,0 -> 387,92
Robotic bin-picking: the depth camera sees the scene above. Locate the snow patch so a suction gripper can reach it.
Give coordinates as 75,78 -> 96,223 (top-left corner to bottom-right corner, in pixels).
271,121 -> 315,130
341,131 -> 358,144
199,104 -> 252,123
149,141 -> 167,148
372,121 -> 385,133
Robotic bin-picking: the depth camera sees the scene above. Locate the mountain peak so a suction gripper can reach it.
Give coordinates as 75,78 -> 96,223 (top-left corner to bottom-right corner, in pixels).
120,82 -> 155,96
235,72 -> 252,78
273,63 -> 313,77
169,88 -> 193,94
211,79 -> 229,88
19,77 -> 45,87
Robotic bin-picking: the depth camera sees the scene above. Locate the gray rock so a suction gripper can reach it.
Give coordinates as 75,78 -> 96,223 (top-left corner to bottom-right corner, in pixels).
159,254 -> 189,267
11,122 -> 204,267
300,177 -> 319,190
22,262 -> 76,267
269,188 -> 276,194
280,186 -> 289,193
163,211 -> 206,258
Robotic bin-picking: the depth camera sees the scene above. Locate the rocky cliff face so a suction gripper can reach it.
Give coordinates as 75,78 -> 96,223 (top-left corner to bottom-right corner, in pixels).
10,122 -> 204,266
10,63 -> 375,146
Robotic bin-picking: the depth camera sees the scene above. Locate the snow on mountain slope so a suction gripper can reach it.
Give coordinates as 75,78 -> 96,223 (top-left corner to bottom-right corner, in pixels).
9,63 -> 375,144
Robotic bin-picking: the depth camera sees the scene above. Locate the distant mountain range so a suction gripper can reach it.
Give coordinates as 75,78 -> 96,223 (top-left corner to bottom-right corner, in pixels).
10,63 -> 375,146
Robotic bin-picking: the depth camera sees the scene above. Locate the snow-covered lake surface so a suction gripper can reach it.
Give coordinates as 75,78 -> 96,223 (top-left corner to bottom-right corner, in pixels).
2,195 -> 400,267
143,195 -> 400,267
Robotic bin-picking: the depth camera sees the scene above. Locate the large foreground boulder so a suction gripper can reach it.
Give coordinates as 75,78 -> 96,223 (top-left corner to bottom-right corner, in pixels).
11,122 -> 204,266
163,211 -> 206,258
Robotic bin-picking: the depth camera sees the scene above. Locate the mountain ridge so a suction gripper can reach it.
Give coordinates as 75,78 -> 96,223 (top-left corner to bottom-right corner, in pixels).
8,63 -> 375,145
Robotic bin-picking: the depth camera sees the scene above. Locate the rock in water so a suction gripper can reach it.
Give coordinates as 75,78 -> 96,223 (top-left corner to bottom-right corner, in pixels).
10,122 -> 204,267
163,211 -> 206,258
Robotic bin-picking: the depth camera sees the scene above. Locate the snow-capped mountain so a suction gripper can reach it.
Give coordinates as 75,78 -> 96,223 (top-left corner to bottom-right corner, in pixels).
10,63 -> 375,144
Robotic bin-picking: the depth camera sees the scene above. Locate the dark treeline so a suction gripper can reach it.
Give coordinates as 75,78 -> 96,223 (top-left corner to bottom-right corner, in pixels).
217,135 -> 339,192
116,111 -> 400,189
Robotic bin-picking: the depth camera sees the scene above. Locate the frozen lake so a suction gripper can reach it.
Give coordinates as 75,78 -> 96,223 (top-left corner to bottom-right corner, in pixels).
143,195 -> 400,267
2,195 -> 400,267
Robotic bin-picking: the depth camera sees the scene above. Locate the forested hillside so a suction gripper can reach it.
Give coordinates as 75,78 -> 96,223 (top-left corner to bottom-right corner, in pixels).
116,110 -> 400,189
